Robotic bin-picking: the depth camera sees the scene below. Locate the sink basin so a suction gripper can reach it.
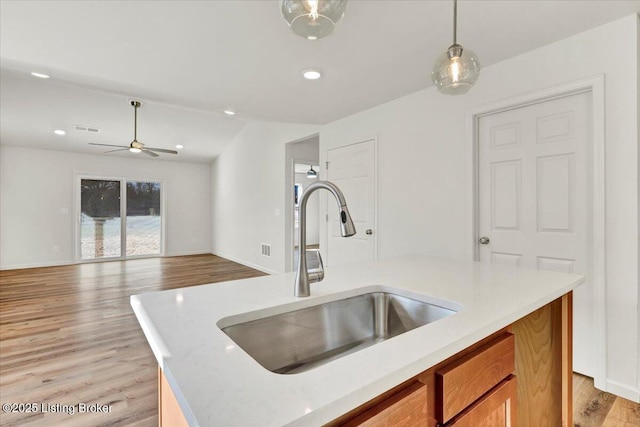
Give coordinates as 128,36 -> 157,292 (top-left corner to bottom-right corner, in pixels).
220,291 -> 457,374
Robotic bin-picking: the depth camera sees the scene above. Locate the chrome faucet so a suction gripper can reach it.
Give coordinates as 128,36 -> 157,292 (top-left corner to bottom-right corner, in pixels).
295,181 -> 356,297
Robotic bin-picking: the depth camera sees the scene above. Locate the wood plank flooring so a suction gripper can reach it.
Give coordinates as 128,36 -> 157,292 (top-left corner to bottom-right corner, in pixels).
1,255 -> 639,426
0,255 -> 265,427
573,373 -> 640,427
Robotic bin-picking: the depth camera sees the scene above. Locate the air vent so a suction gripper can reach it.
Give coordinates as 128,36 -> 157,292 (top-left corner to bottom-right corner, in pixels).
74,125 -> 100,133
261,244 -> 271,257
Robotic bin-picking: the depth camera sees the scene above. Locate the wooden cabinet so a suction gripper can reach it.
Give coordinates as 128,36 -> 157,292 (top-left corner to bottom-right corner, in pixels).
159,368 -> 189,427
331,293 -> 572,427
329,330 -> 517,427
159,293 -> 572,427
436,333 -> 515,424
342,382 -> 427,427
445,375 -> 516,427
436,333 -> 515,426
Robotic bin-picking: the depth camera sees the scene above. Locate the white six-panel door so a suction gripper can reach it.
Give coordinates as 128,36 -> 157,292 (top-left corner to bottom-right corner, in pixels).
478,91 -> 593,376
326,140 -> 376,267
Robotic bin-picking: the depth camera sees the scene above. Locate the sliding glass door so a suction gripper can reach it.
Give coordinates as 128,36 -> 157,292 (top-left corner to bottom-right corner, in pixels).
78,177 -> 162,261
80,179 -> 122,259
126,181 -> 161,256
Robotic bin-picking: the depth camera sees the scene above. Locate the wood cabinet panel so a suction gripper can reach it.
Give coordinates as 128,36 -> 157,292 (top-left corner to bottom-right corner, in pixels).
512,293 -> 572,426
159,368 -> 189,427
342,382 -> 427,427
445,375 -> 517,427
437,333 -> 515,423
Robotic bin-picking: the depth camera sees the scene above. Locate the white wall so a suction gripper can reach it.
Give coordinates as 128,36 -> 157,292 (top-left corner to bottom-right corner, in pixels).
210,121 -> 317,274
319,14 -> 639,401
0,145 -> 212,269
289,136 -> 319,162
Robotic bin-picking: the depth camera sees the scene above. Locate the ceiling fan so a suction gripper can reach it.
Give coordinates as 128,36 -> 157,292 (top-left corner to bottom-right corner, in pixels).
89,100 -> 178,157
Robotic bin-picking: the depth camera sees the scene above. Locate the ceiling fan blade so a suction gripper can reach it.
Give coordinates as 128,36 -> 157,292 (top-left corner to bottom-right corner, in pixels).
104,148 -> 130,153
89,142 -> 130,149
142,148 -> 159,157
145,147 -> 178,154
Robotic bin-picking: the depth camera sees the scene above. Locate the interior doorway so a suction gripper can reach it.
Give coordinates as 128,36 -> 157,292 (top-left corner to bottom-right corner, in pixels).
284,134 -> 320,272
468,77 -> 606,391
476,91 -> 593,376
325,139 -> 377,267
293,162 -> 320,270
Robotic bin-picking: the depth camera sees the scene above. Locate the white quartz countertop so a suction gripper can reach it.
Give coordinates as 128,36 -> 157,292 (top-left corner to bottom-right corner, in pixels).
130,255 -> 583,427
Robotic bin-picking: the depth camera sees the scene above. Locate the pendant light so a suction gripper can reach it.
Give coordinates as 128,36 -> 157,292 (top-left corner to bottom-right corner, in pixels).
282,0 -> 348,40
307,165 -> 318,178
431,0 -> 480,95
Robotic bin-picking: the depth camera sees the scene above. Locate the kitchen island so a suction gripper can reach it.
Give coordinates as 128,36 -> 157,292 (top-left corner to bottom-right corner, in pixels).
131,255 -> 583,426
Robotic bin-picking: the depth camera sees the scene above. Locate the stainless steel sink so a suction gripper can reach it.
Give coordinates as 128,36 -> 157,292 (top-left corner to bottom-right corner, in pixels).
220,291 -> 457,374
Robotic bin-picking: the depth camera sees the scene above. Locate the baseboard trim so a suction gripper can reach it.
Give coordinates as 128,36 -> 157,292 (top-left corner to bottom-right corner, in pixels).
0,251 -> 211,271
210,251 -> 278,275
0,260 -> 75,270
163,250 -> 212,257
604,379 -> 640,403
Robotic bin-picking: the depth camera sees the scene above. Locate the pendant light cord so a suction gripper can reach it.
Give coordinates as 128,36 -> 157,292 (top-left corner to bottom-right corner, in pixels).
133,102 -> 138,141
453,0 -> 457,45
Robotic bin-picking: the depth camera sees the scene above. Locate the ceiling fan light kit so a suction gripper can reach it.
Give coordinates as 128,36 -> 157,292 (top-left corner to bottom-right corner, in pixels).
282,0 -> 348,40
89,100 -> 178,157
432,0 -> 480,95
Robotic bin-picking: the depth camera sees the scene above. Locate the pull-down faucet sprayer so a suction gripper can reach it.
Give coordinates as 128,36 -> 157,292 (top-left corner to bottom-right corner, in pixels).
295,181 -> 356,297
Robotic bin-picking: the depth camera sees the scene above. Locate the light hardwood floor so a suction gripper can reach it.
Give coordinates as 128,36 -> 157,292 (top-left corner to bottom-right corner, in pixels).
0,255 -> 265,426
1,255 -> 638,426
573,373 -> 640,427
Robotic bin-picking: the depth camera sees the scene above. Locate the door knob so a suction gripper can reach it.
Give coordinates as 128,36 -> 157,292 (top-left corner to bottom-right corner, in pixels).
365,229 -> 373,235
478,236 -> 490,245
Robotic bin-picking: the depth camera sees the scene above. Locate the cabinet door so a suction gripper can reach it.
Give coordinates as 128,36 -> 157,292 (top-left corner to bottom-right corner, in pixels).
342,382 -> 427,426
446,375 -> 517,427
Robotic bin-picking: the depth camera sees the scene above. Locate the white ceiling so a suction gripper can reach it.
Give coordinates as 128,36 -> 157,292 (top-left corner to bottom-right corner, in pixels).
1,1 -> 639,162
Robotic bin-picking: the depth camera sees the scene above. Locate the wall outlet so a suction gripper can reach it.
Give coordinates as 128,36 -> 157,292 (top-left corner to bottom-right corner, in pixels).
274,209 -> 280,216
52,246 -> 60,253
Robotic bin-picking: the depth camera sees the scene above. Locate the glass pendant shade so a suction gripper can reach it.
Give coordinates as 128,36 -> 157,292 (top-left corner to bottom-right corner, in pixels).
282,0 -> 348,39
432,44 -> 480,95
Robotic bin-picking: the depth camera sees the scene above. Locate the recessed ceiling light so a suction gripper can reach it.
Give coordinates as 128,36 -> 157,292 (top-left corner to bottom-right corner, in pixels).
223,109 -> 236,116
303,69 -> 322,80
175,144 -> 184,149
31,72 -> 50,79
54,129 -> 66,135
